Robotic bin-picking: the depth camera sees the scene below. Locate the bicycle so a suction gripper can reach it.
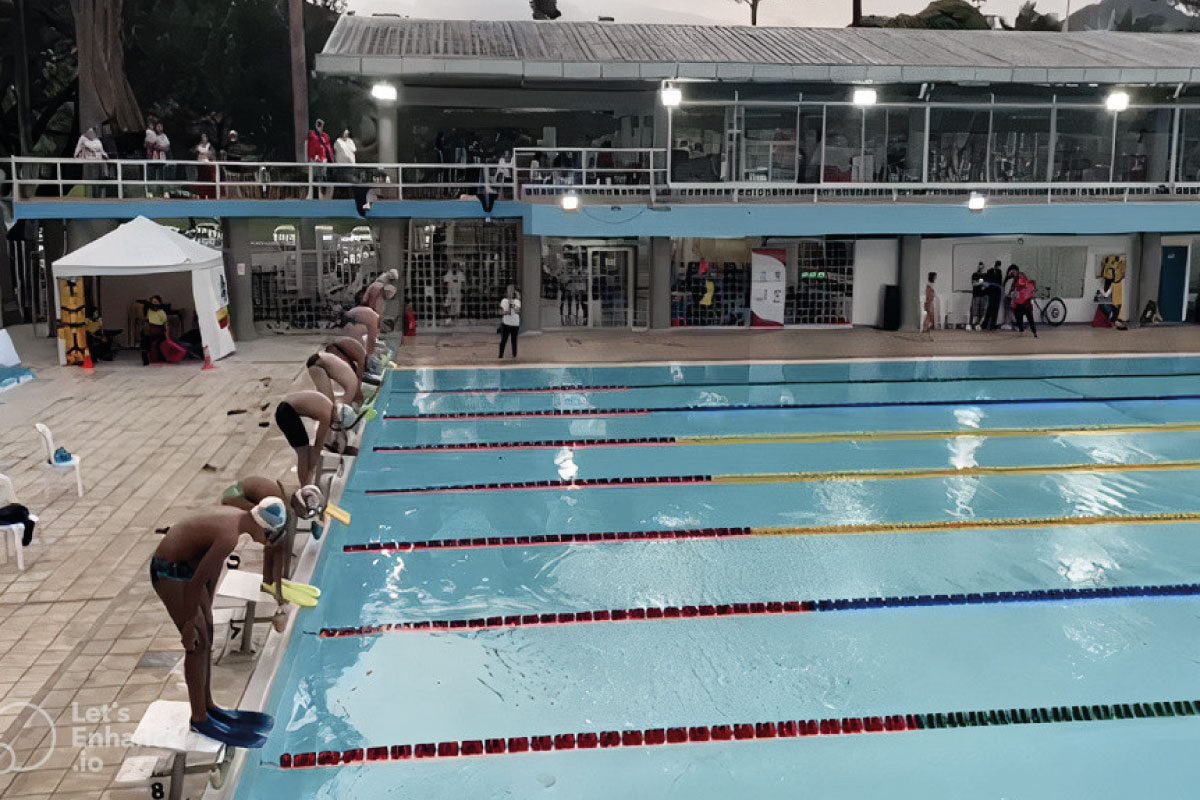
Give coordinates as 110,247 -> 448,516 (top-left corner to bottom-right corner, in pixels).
1031,286 -> 1067,326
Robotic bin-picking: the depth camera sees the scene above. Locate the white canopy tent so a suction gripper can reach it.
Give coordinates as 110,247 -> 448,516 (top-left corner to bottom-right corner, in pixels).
51,216 -> 235,365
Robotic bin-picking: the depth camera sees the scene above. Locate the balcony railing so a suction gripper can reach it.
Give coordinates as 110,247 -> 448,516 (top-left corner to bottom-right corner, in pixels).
7,153 -> 1200,210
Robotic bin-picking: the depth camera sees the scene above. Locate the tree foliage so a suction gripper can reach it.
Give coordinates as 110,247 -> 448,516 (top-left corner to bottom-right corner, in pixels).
859,0 -> 990,29
1014,1 -> 1062,29
1,0 -> 356,160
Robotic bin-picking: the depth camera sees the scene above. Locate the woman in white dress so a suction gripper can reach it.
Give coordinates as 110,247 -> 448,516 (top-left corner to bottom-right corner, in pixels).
73,126 -> 108,197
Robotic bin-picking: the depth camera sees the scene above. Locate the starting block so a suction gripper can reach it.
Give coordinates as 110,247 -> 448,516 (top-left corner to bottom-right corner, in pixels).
127,700 -> 229,800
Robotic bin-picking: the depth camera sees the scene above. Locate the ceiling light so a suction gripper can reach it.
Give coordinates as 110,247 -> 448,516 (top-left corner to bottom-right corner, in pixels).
1106,91 -> 1129,111
371,82 -> 398,103
660,85 -> 683,107
852,88 -> 877,106
561,192 -> 580,212
967,193 -> 986,212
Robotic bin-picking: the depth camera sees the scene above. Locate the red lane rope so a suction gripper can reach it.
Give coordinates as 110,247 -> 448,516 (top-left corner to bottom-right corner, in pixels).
344,527 -> 753,554
364,475 -> 711,496
407,385 -> 631,396
385,409 -> 652,421
277,699 -> 1199,770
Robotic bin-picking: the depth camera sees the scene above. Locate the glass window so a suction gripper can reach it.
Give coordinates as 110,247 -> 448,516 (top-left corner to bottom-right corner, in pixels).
990,108 -> 1051,182
742,109 -> 798,182
670,107 -> 726,182
822,106 -> 861,183
798,109 -> 824,183
1114,108 -> 1172,183
928,108 -> 989,182
1179,109 -> 1200,183
1053,108 -> 1113,182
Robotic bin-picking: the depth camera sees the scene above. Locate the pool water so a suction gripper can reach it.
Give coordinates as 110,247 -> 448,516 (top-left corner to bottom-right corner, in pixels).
233,357 -> 1200,799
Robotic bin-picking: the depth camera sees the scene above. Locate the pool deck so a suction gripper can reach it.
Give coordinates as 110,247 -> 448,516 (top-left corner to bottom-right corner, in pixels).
0,320 -> 1196,799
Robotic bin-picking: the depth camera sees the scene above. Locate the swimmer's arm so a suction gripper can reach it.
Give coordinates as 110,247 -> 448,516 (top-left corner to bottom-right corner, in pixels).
185,539 -> 237,621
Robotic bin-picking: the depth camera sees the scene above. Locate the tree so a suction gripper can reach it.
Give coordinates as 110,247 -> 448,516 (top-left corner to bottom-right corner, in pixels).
70,0 -> 142,133
1014,1 -> 1061,29
858,0 -> 990,29
733,0 -> 764,25
530,0 -> 561,20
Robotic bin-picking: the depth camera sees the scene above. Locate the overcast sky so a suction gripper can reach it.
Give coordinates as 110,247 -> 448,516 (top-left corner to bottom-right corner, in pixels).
345,0 -> 1071,28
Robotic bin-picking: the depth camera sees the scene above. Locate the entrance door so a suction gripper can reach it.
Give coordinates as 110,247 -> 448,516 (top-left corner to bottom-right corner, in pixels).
1159,245 -> 1189,323
587,247 -> 633,328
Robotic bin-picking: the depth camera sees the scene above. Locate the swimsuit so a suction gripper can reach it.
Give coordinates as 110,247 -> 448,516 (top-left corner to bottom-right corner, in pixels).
149,556 -> 194,584
275,401 -> 310,448
222,482 -> 246,504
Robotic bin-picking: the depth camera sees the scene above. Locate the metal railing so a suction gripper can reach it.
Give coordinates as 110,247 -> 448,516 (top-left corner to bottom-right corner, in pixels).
8,154 -> 1200,208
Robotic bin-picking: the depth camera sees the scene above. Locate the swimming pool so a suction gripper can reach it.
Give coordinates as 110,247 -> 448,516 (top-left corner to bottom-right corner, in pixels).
233,356 -> 1200,799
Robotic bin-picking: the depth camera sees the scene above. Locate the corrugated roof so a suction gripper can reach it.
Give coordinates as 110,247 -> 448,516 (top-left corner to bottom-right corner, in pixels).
317,16 -> 1200,84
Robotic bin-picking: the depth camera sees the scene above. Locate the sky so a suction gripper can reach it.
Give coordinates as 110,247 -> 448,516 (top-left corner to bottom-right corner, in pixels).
344,0 -> 1073,28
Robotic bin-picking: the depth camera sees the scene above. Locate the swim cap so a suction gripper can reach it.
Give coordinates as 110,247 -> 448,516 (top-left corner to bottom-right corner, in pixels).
382,284 -> 397,300
336,402 -> 358,431
250,497 -> 288,541
294,485 -> 325,519
383,268 -> 399,282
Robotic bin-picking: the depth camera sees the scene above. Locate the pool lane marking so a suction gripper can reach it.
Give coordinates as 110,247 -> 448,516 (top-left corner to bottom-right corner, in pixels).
315,582 -> 1200,640
277,697 -> 1200,769
383,395 -> 1200,421
710,459 -> 1200,486
372,422 -> 1200,454
679,422 -> 1200,447
361,460 -> 1200,496
403,385 -> 631,396
342,512 -> 1200,554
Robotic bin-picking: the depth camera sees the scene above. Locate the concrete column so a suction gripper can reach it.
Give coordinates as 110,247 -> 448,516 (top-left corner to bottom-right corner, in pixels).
898,234 -> 922,332
376,219 -> 405,321
65,219 -> 117,251
376,105 -> 397,163
520,233 -> 542,333
1136,232 -> 1162,326
649,236 -> 672,329
221,218 -> 256,341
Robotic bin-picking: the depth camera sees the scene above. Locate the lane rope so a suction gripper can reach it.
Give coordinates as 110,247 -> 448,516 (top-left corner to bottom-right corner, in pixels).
315,582 -> 1200,640
342,512 -> 1200,554
277,697 -> 1200,770
360,460 -> 1200,496
373,437 -> 676,453
382,394 -> 1200,421
401,385 -> 631,396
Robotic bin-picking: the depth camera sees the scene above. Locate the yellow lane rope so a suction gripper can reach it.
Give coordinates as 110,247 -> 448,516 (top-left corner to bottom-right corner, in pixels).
711,460 -> 1200,486
679,422 -> 1200,447
752,511 -> 1200,538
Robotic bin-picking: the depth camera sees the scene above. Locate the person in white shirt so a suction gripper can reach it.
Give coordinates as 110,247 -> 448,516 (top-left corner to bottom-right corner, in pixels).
74,126 -> 108,197
498,285 -> 521,359
194,133 -> 215,198
334,130 -> 356,164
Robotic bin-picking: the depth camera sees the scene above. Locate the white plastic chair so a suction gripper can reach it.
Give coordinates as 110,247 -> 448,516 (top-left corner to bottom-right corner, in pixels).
0,473 -> 28,570
34,423 -> 84,498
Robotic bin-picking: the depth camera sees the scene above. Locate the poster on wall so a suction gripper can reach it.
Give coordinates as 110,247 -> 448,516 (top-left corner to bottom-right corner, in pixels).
750,249 -> 786,327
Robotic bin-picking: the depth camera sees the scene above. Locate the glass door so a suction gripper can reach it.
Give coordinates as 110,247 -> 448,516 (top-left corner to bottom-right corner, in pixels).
586,247 -> 634,328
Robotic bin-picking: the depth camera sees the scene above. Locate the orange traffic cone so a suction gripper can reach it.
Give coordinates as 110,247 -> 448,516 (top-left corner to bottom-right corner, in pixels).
81,349 -> 94,370
202,345 -> 215,371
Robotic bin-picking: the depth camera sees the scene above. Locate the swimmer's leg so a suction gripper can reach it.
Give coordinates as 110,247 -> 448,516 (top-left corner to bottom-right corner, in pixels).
153,579 -> 209,723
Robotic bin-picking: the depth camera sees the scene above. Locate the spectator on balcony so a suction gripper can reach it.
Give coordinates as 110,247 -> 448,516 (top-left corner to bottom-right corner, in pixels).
306,118 -> 335,200
334,129 -> 357,197
144,121 -> 170,197
73,126 -> 109,198
193,133 -> 216,199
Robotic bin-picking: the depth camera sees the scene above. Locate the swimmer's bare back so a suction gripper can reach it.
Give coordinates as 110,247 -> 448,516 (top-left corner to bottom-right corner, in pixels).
152,507 -> 253,569
325,337 -> 366,381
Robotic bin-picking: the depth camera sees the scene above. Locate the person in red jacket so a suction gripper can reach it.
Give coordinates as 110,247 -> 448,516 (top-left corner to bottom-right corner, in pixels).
305,119 -> 334,199
1011,272 -> 1038,338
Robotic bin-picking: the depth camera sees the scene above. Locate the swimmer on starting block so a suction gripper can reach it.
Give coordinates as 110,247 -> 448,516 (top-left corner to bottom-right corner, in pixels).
149,499 -> 287,748
274,390 -> 356,484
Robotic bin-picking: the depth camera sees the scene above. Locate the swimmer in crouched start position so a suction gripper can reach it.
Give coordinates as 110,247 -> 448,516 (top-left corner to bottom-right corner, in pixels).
149,499 -> 287,747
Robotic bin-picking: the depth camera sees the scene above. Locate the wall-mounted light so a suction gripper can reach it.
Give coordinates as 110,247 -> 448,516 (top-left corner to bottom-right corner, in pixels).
852,88 -> 877,106
967,192 -> 987,212
1105,90 -> 1129,111
561,192 -> 580,212
371,82 -> 398,103
660,85 -> 683,107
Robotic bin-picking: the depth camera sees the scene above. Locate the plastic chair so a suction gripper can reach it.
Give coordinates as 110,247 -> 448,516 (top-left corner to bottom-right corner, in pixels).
0,473 -> 27,570
34,423 -> 84,498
